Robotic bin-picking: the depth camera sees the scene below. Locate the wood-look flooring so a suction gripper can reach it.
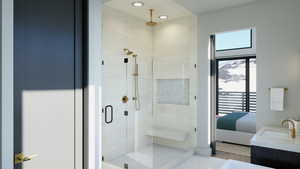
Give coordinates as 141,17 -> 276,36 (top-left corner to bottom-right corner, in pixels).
213,142 -> 251,163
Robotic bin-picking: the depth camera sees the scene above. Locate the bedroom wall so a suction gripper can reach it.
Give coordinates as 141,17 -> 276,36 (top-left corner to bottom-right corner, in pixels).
197,0 -> 300,153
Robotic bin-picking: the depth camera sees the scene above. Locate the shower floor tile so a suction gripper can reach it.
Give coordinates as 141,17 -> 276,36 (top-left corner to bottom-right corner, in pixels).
108,144 -> 193,169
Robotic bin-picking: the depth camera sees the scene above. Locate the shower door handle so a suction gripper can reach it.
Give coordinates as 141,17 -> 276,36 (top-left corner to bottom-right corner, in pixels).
104,105 -> 113,124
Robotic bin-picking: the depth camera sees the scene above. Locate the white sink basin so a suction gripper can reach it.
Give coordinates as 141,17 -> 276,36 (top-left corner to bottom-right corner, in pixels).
251,127 -> 300,153
260,130 -> 289,139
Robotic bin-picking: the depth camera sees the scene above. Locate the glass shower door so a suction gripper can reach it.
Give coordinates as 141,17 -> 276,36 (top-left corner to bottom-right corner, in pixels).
101,54 -> 130,168
101,45 -> 156,169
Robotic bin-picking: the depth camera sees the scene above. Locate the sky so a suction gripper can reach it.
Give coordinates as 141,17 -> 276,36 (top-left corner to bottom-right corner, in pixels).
216,29 -> 252,51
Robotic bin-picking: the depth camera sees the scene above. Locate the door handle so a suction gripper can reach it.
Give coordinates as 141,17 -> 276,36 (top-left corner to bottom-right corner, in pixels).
15,153 -> 38,164
104,105 -> 113,124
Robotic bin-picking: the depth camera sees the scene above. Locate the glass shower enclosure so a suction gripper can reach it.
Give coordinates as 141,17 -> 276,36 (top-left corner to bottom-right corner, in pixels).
101,48 -> 197,169
101,5 -> 197,169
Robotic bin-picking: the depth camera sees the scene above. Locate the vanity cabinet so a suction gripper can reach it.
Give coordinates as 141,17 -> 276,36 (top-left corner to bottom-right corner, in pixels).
251,146 -> 300,169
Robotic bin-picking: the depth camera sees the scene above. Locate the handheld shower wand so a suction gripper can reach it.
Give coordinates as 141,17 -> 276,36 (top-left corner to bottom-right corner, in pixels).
123,49 -> 141,111
132,54 -> 141,111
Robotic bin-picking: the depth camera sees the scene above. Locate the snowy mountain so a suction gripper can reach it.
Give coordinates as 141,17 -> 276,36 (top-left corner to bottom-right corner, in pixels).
218,59 -> 256,92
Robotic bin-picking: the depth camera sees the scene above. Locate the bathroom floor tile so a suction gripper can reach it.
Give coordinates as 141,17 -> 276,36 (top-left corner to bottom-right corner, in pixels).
108,144 -> 193,169
174,156 -> 226,169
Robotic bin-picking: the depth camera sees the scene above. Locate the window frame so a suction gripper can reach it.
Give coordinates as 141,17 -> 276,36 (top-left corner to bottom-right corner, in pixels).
216,56 -> 256,115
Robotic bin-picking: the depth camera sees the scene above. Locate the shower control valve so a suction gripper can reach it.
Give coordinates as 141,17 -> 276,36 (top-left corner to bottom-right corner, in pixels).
122,96 -> 129,103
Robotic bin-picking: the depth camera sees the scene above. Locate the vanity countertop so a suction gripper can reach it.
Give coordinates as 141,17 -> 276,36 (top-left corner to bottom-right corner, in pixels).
221,160 -> 272,169
251,127 -> 300,153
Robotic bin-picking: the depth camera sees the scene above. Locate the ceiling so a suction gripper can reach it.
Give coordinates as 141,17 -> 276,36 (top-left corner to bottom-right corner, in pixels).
174,0 -> 258,14
104,0 -> 192,21
104,0 -> 258,21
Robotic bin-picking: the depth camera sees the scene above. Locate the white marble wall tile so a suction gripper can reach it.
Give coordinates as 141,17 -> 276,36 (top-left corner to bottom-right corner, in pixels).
102,6 -> 154,159
152,16 -> 198,149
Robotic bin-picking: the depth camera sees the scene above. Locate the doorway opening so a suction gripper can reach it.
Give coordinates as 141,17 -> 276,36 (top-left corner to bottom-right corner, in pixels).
211,29 -> 257,163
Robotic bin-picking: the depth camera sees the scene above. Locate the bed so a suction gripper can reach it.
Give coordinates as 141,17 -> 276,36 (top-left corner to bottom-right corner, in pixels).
216,112 -> 256,145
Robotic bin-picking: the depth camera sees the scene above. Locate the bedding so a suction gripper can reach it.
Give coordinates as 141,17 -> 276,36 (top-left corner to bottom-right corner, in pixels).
217,112 -> 256,133
236,112 -> 256,133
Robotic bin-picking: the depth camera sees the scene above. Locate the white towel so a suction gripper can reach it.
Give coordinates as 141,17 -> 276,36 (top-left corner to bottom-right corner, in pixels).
270,88 -> 285,111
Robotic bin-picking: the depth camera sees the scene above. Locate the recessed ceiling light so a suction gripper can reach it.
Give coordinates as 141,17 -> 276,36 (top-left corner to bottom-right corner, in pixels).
131,1 -> 144,7
159,15 -> 168,20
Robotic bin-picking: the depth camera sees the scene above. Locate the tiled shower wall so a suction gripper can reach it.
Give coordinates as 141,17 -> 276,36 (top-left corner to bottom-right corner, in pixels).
153,16 -> 198,149
102,6 -> 154,160
102,6 -> 197,160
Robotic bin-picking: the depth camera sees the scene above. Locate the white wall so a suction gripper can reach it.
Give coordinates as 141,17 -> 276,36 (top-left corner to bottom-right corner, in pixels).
152,16 -> 198,149
0,0 -> 14,168
197,0 -> 300,151
102,6 -> 153,160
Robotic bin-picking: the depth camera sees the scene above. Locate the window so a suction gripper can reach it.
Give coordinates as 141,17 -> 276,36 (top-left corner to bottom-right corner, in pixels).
216,29 -> 252,51
216,57 -> 256,115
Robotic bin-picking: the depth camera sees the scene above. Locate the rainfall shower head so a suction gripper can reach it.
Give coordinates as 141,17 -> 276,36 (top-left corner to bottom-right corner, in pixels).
124,48 -> 134,55
146,9 -> 157,27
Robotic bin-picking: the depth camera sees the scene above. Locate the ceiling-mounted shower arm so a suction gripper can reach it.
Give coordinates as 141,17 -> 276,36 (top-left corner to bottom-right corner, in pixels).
146,9 -> 157,26
150,9 -> 154,22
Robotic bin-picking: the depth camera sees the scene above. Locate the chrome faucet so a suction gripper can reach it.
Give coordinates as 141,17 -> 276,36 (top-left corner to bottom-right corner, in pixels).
282,119 -> 296,138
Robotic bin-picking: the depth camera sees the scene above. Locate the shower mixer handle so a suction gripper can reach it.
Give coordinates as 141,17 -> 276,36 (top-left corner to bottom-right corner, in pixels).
122,96 -> 129,103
